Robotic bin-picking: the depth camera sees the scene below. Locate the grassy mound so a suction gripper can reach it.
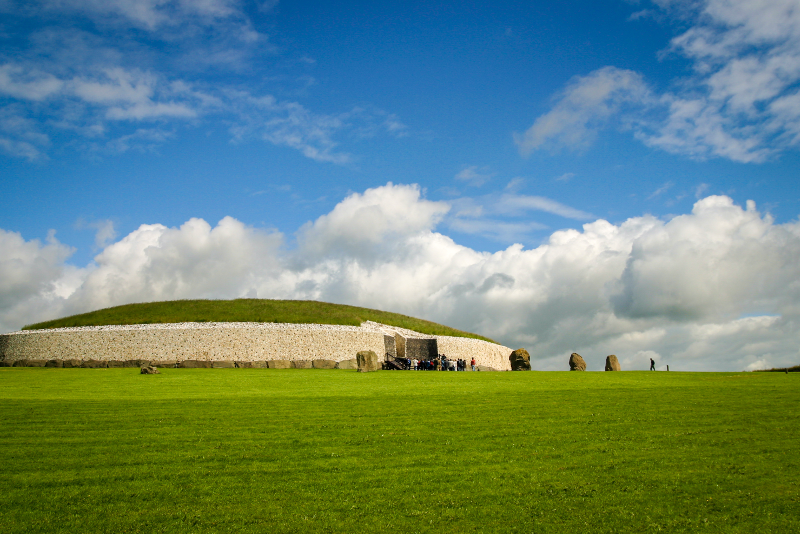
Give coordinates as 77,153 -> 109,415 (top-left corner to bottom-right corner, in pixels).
0,370 -> 798,533
22,299 -> 496,343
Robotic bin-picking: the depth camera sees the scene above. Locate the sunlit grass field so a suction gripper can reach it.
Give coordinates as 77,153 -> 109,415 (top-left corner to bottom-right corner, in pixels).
1,368 -> 797,533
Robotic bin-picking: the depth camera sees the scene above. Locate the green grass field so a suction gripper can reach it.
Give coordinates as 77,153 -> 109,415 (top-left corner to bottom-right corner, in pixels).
21,299 -> 495,343
1,369 -> 797,533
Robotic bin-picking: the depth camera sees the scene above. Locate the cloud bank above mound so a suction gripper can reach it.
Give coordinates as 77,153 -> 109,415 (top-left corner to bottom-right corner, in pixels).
3,182 -> 799,372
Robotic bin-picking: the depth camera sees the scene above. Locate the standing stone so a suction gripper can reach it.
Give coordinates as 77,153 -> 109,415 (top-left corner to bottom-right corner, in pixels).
569,353 -> 586,371
356,350 -> 379,373
605,355 -> 621,371
509,349 -> 531,371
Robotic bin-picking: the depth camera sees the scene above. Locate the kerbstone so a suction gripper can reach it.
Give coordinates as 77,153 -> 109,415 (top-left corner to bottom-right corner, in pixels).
179,360 -> 212,369
356,350 -> 379,372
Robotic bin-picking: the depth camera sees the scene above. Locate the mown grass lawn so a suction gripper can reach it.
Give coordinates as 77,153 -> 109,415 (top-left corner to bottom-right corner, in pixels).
0,369 -> 797,533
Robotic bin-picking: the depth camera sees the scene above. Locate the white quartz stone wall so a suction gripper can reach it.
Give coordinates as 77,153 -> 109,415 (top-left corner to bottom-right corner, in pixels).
0,321 -> 513,369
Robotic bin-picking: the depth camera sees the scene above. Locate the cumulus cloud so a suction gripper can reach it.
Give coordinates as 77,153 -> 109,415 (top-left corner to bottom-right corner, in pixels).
519,0 -> 800,162
3,183 -> 800,372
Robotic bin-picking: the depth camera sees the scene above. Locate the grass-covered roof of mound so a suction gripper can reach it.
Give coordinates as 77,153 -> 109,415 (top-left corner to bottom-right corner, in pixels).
22,299 -> 497,343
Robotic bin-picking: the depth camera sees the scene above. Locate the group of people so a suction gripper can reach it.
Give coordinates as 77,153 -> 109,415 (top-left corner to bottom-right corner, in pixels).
399,355 -> 477,371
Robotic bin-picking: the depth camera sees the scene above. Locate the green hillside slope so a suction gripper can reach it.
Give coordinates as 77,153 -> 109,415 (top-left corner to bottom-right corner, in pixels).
22,299 -> 496,343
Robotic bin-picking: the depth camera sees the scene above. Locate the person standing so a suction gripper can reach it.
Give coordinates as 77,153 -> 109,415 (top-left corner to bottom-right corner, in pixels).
471,357 -> 476,371
650,358 -> 655,371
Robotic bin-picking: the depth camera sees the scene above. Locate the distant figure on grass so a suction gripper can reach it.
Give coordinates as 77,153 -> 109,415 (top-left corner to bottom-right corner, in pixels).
650,358 -> 655,371
471,357 -> 476,371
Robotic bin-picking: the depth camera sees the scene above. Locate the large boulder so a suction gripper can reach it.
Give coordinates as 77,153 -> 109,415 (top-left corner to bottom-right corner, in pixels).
509,349 -> 531,371
356,350 -> 379,373
62,359 -> 82,368
336,359 -> 358,370
211,361 -> 235,368
124,360 -> 151,368
313,359 -> 337,369
291,360 -> 312,369
0,361 -> 12,367
235,361 -> 254,368
268,360 -> 292,369
476,365 -> 498,372
106,360 -> 126,368
82,360 -> 107,368
250,361 -> 268,368
45,360 -> 63,368
140,366 -> 160,375
569,353 -> 586,371
605,355 -> 621,371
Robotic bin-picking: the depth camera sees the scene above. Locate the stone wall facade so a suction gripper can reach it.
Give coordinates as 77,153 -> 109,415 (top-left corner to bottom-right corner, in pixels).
0,321 -> 513,370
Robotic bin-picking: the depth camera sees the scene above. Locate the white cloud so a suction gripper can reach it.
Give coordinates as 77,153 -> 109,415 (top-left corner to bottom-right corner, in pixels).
0,3 -> 401,164
455,166 -> 494,187
520,0 -> 800,162
0,229 -> 77,332
297,183 -> 450,259
3,184 -> 800,371
514,66 -> 651,155
494,194 -> 595,220
0,64 -> 63,101
647,181 -> 674,199
36,0 -> 244,30
76,218 -> 117,248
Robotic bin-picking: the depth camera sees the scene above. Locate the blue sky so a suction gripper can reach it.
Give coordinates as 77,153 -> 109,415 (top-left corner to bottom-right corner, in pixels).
2,0 -> 800,371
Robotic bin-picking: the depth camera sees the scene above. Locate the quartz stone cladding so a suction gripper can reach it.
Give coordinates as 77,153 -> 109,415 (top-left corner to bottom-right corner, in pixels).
0,321 -> 513,370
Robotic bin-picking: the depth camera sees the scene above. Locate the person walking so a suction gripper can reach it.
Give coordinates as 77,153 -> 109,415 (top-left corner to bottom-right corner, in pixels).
650,358 -> 656,371
471,357 -> 476,371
